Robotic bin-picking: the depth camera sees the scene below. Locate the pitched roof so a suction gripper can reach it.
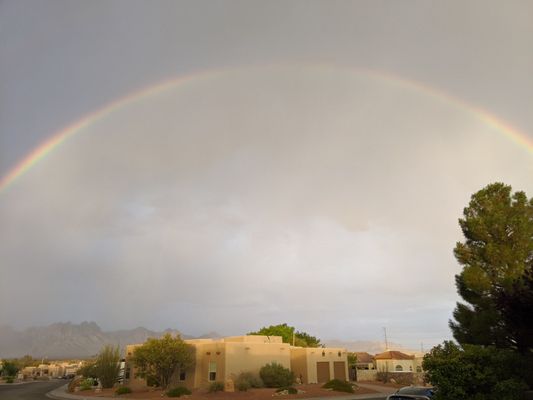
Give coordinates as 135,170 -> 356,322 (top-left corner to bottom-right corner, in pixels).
355,352 -> 375,363
374,350 -> 414,360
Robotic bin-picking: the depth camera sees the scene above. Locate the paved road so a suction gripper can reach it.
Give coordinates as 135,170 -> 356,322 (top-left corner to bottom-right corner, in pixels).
0,380 -> 66,400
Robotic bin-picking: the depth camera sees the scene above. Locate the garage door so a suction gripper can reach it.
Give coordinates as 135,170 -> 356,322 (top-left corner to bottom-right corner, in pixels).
333,361 -> 346,380
316,362 -> 330,383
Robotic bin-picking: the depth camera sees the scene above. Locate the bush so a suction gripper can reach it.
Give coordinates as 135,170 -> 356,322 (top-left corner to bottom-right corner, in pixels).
259,363 -> 294,388
6,377 -> 14,384
322,379 -> 354,393
423,341 -> 529,400
115,386 -> 132,395
79,377 -> 94,391
166,386 -> 191,397
235,372 -> 263,391
208,382 -> 224,392
276,387 -> 298,394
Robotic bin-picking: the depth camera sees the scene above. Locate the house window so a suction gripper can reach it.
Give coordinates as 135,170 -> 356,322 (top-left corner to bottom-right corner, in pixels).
179,371 -> 186,381
395,365 -> 403,371
322,351 -> 326,357
338,351 -> 341,357
208,362 -> 217,381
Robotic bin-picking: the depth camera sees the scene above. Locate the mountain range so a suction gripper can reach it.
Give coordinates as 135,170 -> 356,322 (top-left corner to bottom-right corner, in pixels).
0,322 -> 411,359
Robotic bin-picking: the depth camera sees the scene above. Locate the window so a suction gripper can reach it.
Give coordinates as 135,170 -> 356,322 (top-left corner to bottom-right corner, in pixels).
208,362 -> 216,381
322,351 -> 326,357
179,371 -> 186,381
395,365 -> 403,371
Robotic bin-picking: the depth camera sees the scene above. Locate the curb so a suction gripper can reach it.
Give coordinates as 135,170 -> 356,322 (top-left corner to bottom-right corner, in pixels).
46,384 -> 116,400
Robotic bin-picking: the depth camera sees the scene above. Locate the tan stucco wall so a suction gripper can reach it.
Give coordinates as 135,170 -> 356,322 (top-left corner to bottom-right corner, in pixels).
376,359 -> 415,372
290,347 -> 348,384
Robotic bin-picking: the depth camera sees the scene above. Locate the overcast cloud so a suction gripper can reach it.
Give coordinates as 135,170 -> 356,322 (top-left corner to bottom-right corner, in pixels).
1,1 -> 532,350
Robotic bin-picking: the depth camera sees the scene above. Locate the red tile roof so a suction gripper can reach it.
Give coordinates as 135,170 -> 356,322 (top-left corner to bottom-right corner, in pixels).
374,350 -> 414,360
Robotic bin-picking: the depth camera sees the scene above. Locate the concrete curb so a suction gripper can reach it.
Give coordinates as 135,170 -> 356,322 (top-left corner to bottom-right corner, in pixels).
46,384 -> 116,400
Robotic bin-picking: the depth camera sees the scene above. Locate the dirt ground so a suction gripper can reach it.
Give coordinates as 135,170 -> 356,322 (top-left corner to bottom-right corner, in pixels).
78,383 -> 379,399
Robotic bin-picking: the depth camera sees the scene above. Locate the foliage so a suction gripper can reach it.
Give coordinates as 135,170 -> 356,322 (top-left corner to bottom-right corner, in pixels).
166,386 -> 191,397
322,379 -> 354,393
79,378 -> 95,391
5,377 -> 14,383
15,355 -> 39,369
259,362 -> 294,388
132,333 -> 195,389
347,352 -> 357,367
1,361 -> 19,377
94,345 -> 121,389
208,381 -> 224,392
450,183 -> 533,355
422,341 -> 528,400
275,387 -> 298,394
235,372 -> 263,390
248,323 -> 321,347
115,386 -> 132,395
78,360 -> 98,379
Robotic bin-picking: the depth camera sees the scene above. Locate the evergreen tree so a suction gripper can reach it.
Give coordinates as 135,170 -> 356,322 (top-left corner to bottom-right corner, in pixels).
450,182 -> 533,354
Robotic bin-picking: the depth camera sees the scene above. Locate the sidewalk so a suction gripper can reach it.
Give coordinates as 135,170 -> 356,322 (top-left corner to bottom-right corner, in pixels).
47,382 -> 396,400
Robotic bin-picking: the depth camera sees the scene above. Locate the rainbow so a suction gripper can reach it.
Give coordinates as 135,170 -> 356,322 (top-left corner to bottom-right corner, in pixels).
1,65 -> 532,194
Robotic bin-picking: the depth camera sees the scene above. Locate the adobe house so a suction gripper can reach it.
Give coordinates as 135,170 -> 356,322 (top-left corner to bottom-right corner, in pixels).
125,335 -> 348,391
374,350 -> 416,372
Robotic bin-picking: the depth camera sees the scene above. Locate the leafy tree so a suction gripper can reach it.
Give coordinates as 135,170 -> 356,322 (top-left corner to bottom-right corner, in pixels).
132,333 -> 195,389
1,361 -> 18,377
450,183 -> 533,354
78,360 -> 98,379
94,345 -> 121,388
248,323 -> 321,347
422,341 -> 527,400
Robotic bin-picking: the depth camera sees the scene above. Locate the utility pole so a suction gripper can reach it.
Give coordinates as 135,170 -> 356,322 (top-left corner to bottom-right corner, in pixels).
383,327 -> 389,350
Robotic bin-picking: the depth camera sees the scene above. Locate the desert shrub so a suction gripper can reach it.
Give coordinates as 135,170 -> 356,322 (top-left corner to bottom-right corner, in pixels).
389,372 -> 414,386
208,381 -> 224,392
79,377 -> 94,391
322,379 -> 354,393
115,386 -> 132,395
259,363 -> 294,388
6,377 -> 14,383
166,386 -> 191,397
276,387 -> 298,394
235,372 -> 263,391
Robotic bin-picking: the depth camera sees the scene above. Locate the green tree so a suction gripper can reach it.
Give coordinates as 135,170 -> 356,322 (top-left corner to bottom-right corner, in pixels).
94,345 -> 121,388
1,361 -> 19,377
78,360 -> 98,379
248,323 -> 321,347
422,341 -> 527,400
132,334 -> 195,389
450,183 -> 533,354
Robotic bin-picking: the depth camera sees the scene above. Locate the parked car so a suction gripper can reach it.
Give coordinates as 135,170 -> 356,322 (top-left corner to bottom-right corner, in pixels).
386,386 -> 435,400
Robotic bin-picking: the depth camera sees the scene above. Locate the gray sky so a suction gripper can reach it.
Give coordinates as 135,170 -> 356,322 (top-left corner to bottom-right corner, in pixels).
1,0 -> 532,350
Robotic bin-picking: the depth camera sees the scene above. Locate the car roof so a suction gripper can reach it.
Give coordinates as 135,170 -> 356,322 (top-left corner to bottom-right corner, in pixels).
397,386 -> 434,395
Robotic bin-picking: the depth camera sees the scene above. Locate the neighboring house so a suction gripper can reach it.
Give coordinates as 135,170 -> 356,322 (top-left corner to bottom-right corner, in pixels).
354,352 -> 375,370
375,350 -> 416,372
124,335 -> 348,391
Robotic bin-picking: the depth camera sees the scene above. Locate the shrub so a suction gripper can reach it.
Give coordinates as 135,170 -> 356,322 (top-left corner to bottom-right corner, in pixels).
322,379 -> 354,393
276,387 -> 298,394
208,381 -> 224,392
259,363 -> 294,388
6,377 -> 14,384
235,372 -> 263,391
115,386 -> 132,395
166,386 -> 191,397
79,377 -> 94,391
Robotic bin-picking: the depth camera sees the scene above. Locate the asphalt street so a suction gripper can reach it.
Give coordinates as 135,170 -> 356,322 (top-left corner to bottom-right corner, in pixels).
0,380 -> 65,399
